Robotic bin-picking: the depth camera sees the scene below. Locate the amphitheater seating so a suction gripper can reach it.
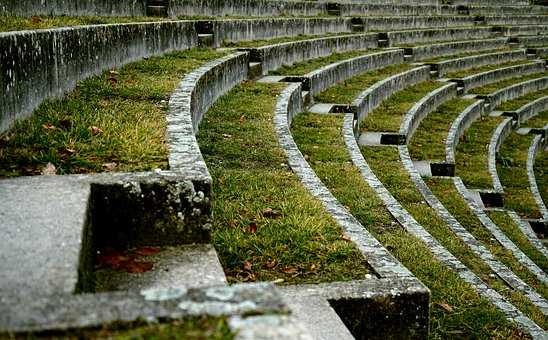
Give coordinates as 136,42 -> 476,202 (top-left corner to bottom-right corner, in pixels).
1,0 -> 548,338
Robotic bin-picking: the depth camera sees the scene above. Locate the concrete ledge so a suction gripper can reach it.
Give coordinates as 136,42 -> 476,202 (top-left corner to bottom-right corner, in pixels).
386,27 -> 497,46
409,38 -> 509,61
305,49 -> 405,97
485,15 -> 548,26
499,25 -> 548,37
528,47 -> 548,58
514,35 -> 548,47
400,82 -> 458,142
352,66 -> 431,134
489,117 -> 515,192
434,49 -> 527,77
508,211 -> 548,258
457,60 -> 547,93
528,134 -> 548,220
504,95 -> 548,125
0,0 -> 148,16
451,0 -> 528,5
446,100 -> 485,164
485,76 -> 548,110
0,21 -> 198,133
357,16 -> 476,32
244,33 -> 379,75
469,6 -> 548,15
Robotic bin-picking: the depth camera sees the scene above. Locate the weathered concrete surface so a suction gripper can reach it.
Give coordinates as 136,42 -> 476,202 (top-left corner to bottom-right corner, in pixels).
410,38 -> 509,61
0,21 -> 198,133
246,33 -> 379,75
0,0 -> 147,16
212,18 -> 352,46
434,49 -> 527,77
529,47 -> 548,58
505,95 -> 548,124
516,35 -> 548,48
386,27 -> 497,46
446,100 -> 485,163
489,117 -> 515,192
500,25 -> 548,37
469,6 -> 548,15
169,0 -> 324,17
353,66 -> 431,132
528,135 -> 548,220
306,49 -> 405,97
359,16 -> 476,32
451,0 -> 528,5
229,315 -> 312,340
485,15 -> 548,26
400,82 -> 457,141
95,244 -> 227,292
0,283 -> 289,333
485,76 -> 548,110
0,176 -> 91,298
457,61 -> 547,93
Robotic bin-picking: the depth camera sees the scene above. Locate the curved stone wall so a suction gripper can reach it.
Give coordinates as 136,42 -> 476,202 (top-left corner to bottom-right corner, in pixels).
485,76 -> 548,109
387,27 -> 497,47
0,0 -> 146,16
458,61 -> 546,92
410,38 -> 509,61
0,21 -> 198,133
446,100 -> 485,163
434,50 -> 527,77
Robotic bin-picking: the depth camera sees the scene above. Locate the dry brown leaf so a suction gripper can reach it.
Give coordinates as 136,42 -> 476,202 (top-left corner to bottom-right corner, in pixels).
102,162 -> 117,171
281,266 -> 298,275
134,246 -> 161,257
341,235 -> 352,242
41,162 -> 57,176
42,123 -> 56,130
265,259 -> 277,269
243,261 -> 252,271
246,222 -> 257,234
89,126 -> 103,136
438,302 -> 454,313
239,115 -> 246,123
31,16 -> 42,24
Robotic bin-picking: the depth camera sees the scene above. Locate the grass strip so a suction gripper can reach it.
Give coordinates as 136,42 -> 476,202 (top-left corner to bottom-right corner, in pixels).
499,132 -> 543,219
427,178 -> 548,298
497,89 -> 548,112
455,115 -> 503,189
362,146 -> 547,329
291,111 -> 526,339
470,72 -> 548,96
409,98 -> 475,161
0,48 -> 225,177
445,60 -> 531,79
197,81 -> 370,284
523,110 -> 548,128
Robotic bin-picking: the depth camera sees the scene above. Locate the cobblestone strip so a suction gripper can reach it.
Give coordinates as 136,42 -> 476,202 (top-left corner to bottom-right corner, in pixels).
343,113 -> 545,338
446,100 -> 485,164
528,134 -> 548,220
274,83 -> 422,281
453,177 -> 548,283
399,145 -> 548,315
507,210 -> 548,257
489,117 -> 515,193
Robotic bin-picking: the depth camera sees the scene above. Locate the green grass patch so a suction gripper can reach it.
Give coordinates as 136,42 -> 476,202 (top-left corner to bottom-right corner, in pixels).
197,81 -> 370,284
445,60 -> 531,79
0,48 -> 225,177
470,72 -> 548,96
291,111 -> 526,339
361,145 -> 547,329
523,110 -> 548,128
269,49 -> 379,76
409,98 -> 475,161
0,14 -> 168,32
488,211 -> 548,273
421,48 -> 513,63
361,81 -> 444,132
314,63 -> 414,104
499,132 -> 542,219
455,115 -> 503,189
496,89 -> 548,112
426,178 -> 548,299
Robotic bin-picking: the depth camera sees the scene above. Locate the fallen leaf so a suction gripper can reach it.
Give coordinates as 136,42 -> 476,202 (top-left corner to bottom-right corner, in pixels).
97,249 -> 133,270
42,123 -> 56,130
243,261 -> 252,271
107,70 -> 118,85
246,221 -> 257,234
31,16 -> 42,24
265,259 -> 277,269
437,303 -> 454,313
134,246 -> 161,257
102,162 -> 117,171
262,208 -> 282,219
62,148 -> 76,156
41,162 -> 57,175
239,115 -> 246,123
124,260 -> 154,273
309,264 -> 317,272
281,266 -> 298,275
89,126 -> 103,136
341,235 -> 352,242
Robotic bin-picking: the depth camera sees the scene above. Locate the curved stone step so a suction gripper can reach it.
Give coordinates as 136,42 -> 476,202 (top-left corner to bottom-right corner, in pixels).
529,134 -> 548,220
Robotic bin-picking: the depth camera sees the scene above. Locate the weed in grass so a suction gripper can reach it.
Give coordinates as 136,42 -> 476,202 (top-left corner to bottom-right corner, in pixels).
197,82 -> 370,284
409,98 -> 475,161
361,81 -> 443,132
0,48 -> 226,177
454,115 -> 503,189
361,146 -> 547,328
291,112 -> 527,338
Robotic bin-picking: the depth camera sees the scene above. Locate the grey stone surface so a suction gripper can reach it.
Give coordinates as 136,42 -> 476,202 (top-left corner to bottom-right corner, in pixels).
387,27 -> 498,46
446,100 -> 485,164
413,160 -> 433,177
528,134 -> 548,220
410,38 -> 509,61
485,15 -> 548,26
353,66 -> 431,132
305,49 -> 405,97
516,35 -> 548,48
0,0 -> 148,16
357,16 -> 476,32
452,0 -> 528,5
529,47 -> 548,58
457,60 -> 547,93
95,244 -> 227,292
229,315 -> 313,340
469,6 -> 548,15
489,117 -> 515,192
358,131 -> 385,146
0,283 -> 288,333
434,49 -> 527,77
0,21 -> 199,133
342,113 -> 545,338
247,33 -> 378,75
453,177 -> 548,284
399,145 -> 548,316
500,25 -> 548,37
486,76 -> 548,110
507,210 -> 548,257
0,176 -> 90,298
400,82 -> 457,141
509,95 -> 548,125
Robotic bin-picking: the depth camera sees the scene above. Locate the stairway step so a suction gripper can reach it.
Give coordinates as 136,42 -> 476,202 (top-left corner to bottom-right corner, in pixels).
95,244 -> 226,292
198,33 -> 215,48
146,5 -> 168,17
